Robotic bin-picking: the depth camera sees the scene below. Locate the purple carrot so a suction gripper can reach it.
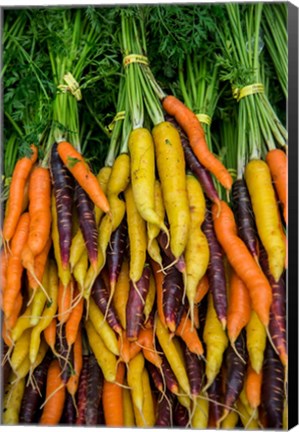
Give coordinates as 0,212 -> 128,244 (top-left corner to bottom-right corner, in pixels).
261,340 -> 285,429
259,245 -> 287,367
207,370 -> 223,428
162,252 -> 185,333
74,181 -> 98,268
85,352 -> 104,426
147,362 -> 164,392
106,217 -> 127,291
218,331 -> 247,425
62,392 -> 77,425
173,400 -> 190,427
19,352 -> 52,424
126,265 -> 151,341
76,354 -> 89,425
56,324 -> 74,384
97,400 -> 105,426
154,341 -> 180,395
91,273 -> 122,335
155,390 -> 175,427
158,231 -> 186,273
202,207 -> 227,328
232,178 -> 258,260
183,342 -> 204,397
165,114 -> 220,204
50,142 -> 74,268
197,293 -> 208,341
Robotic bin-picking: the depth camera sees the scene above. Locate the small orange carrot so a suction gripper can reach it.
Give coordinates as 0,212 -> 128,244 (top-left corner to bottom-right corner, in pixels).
227,270 -> 251,345
102,362 -> 125,426
66,326 -> 83,400
162,95 -> 232,190
9,212 -> 30,257
4,292 -> 23,332
39,359 -> 66,425
57,279 -> 74,325
265,149 -> 287,223
245,363 -> 262,410
194,274 -> 209,304
175,313 -> 204,356
44,317 -> 57,355
3,256 -> 24,320
27,166 -> 52,257
65,286 -> 84,347
212,200 -> 272,327
3,144 -> 38,243
151,260 -> 166,327
137,328 -> 162,368
27,237 -> 52,291
57,141 -> 110,213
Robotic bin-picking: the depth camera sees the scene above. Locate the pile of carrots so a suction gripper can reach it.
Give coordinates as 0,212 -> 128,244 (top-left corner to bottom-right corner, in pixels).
1,5 -> 287,430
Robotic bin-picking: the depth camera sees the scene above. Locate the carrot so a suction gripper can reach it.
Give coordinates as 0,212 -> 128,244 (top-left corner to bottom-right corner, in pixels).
65,286 -> 84,347
3,144 -> 38,243
57,140 -> 110,213
194,274 -> 209,304
106,217 -> 127,295
152,121 -> 190,259
227,269 -> 251,345
123,385 -> 135,427
207,370 -> 223,428
85,352 -> 104,425
30,258 -> 50,325
127,351 -> 145,414
102,362 -> 125,426
162,95 -> 232,190
129,127 -> 170,240
2,372 -> 26,424
27,237 -> 51,297
75,353 -> 89,425
112,258 -> 130,330
10,328 -> 32,372
155,390 -> 174,427
236,399 -> 259,429
143,271 -> 156,325
151,259 -> 166,327
137,327 -> 162,368
147,180 -> 165,266
39,359 -> 66,425
26,166 -> 51,257
43,317 -> 57,355
245,363 -> 262,410
124,184 -> 147,284
184,342 -> 204,397
66,326 -> 83,401
185,174 -> 210,327
57,278 -> 74,324
245,159 -> 286,281
246,310 -> 267,374
265,148 -> 287,223
191,395 -> 209,429
73,249 -> 88,289
212,200 -> 272,327
0,248 -> 9,310
133,367 -> 156,427
62,393 -> 76,424
173,400 -> 189,427
175,313 -> 204,356
203,293 -> 228,392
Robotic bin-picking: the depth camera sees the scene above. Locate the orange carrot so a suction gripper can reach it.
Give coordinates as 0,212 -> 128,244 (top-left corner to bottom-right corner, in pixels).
194,274 -> 209,304
162,95 -> 232,190
9,212 -> 30,256
137,328 -> 162,368
39,359 -> 66,425
227,270 -> 251,344
151,260 -> 166,327
65,286 -> 84,347
57,141 -> 110,213
4,291 -> 23,332
27,166 -> 52,257
57,279 -> 74,324
102,362 -> 125,426
245,363 -> 262,409
212,200 -> 272,327
66,326 -> 83,400
265,149 -> 287,223
0,249 -> 9,310
44,318 -> 57,354
175,313 -> 204,356
3,144 -> 38,242
3,256 -> 24,320
27,237 -> 52,291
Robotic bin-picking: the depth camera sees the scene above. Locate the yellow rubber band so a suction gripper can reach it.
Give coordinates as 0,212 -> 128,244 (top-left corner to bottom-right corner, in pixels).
57,72 -> 82,101
107,111 -> 126,132
232,83 -> 264,102
195,113 -> 212,126
123,54 -> 149,67
227,168 -> 238,180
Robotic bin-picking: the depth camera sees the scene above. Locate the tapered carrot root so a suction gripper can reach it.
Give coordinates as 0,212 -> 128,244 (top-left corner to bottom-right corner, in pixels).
162,95 -> 232,190
57,141 -> 110,213
266,149 -> 287,223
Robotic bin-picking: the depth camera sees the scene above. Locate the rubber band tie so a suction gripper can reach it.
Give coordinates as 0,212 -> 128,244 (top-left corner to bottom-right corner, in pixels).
195,113 -> 212,126
57,72 -> 82,101
232,83 -> 264,102
107,111 -> 126,132
123,54 -> 149,67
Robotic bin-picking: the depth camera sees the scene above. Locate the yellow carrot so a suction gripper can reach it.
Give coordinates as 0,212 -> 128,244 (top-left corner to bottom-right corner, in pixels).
246,310 -> 267,374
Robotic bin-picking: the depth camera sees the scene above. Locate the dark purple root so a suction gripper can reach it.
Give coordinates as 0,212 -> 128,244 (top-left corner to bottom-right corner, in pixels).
156,342 -> 179,394
202,207 -> 227,326
259,245 -> 287,363
85,352 -> 104,426
157,231 -> 186,273
223,331 -> 247,411
62,391 -> 77,425
207,370 -> 223,427
162,252 -> 184,332
173,400 -> 190,427
55,324 -> 74,384
197,293 -> 208,341
165,114 -> 219,204
91,273 -> 122,334
126,265 -> 151,341
106,217 -> 128,290
97,400 -> 105,426
155,390 -> 175,427
232,179 -> 258,259
184,342 -> 204,397
19,351 -> 52,424
74,181 -> 98,266
146,362 -> 163,392
75,354 -> 89,425
261,340 -> 284,429
50,142 -> 74,267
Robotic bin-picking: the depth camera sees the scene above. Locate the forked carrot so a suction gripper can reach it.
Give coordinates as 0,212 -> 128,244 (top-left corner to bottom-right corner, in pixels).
57,141 -> 110,213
